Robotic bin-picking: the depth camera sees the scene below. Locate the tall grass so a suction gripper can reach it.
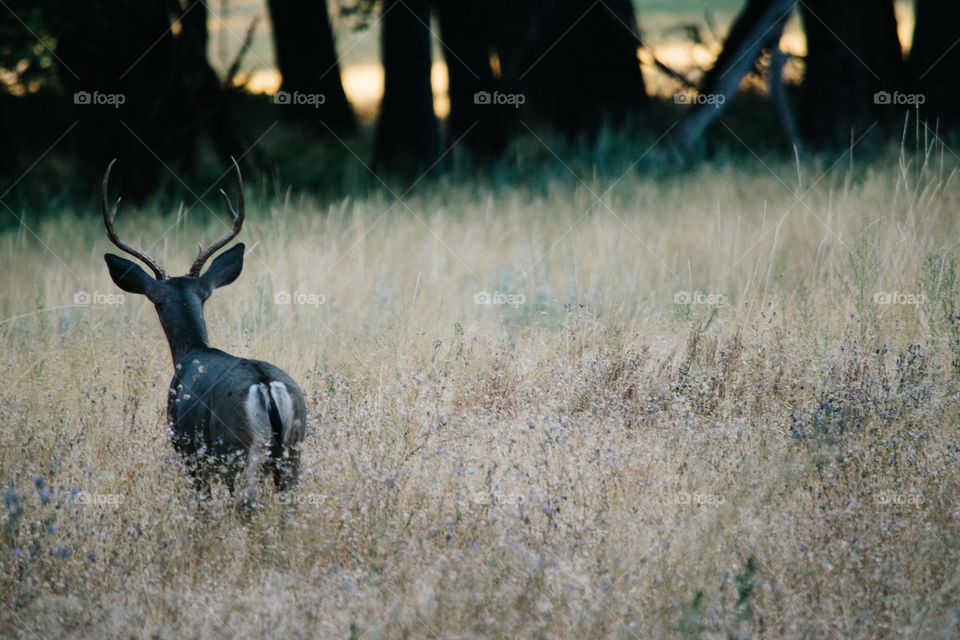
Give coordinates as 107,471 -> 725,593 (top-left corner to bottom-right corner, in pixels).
1,139 -> 958,638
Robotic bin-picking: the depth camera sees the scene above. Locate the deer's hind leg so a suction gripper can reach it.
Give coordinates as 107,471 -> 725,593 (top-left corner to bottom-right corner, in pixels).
227,445 -> 268,513
271,448 -> 300,493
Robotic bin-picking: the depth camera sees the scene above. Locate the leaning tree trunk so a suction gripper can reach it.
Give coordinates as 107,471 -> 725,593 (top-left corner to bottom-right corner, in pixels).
799,0 -> 903,146
372,0 -> 440,173
699,0 -> 793,97
267,0 -> 357,135
909,0 -> 960,127
674,0 -> 796,156
434,0 -> 508,161
498,0 -> 647,137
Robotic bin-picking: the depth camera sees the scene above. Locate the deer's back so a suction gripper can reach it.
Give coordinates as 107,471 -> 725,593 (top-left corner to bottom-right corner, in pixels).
167,348 -> 306,461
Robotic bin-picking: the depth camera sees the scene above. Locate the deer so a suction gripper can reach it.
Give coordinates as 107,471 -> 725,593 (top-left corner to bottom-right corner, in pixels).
101,158 -> 306,507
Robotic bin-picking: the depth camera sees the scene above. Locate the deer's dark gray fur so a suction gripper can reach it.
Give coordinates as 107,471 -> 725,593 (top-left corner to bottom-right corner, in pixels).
102,159 -> 305,504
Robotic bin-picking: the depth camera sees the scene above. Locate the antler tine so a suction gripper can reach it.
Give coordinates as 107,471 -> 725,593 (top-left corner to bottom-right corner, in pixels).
101,159 -> 167,280
188,157 -> 245,277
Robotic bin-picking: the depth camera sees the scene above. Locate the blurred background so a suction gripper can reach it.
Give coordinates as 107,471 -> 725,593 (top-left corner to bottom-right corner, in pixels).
0,0 -> 956,211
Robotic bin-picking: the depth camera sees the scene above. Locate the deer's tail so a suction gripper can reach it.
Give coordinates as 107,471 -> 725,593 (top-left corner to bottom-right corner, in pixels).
265,383 -> 286,463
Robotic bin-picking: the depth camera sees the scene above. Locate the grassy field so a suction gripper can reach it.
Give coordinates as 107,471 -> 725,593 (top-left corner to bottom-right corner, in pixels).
1,135 -> 959,638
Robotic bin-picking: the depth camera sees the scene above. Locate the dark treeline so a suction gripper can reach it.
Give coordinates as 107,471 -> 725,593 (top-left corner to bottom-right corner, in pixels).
0,0 -> 957,200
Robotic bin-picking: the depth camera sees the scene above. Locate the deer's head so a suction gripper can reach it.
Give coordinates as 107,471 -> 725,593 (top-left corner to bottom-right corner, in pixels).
102,159 -> 246,362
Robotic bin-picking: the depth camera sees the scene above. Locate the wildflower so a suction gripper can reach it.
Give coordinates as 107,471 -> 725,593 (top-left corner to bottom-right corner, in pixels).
4,487 -> 21,516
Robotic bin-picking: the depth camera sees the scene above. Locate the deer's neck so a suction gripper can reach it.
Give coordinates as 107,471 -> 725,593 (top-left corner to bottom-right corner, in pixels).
167,336 -> 208,365
160,314 -> 210,365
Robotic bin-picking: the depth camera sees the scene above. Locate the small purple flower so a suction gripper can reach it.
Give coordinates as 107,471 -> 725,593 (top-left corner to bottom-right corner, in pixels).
4,488 -> 21,516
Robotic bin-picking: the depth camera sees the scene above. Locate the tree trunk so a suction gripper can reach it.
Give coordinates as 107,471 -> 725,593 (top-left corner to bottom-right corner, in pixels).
55,0 -> 180,199
267,0 -> 357,136
909,0 -> 960,126
372,0 -> 440,173
799,0 -> 902,145
498,0 -> 647,137
176,0 -> 244,175
53,0 -> 242,199
434,0 -> 508,160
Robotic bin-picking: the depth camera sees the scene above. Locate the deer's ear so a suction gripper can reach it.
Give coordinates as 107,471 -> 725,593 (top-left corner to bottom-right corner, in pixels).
105,254 -> 157,296
200,243 -> 244,296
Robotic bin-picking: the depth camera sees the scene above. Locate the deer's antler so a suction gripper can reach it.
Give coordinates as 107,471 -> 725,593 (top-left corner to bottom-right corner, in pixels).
102,159 -> 167,280
188,156 -> 245,277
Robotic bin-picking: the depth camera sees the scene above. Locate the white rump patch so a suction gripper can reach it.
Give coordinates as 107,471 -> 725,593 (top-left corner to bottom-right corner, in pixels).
244,384 -> 273,447
268,381 -> 297,445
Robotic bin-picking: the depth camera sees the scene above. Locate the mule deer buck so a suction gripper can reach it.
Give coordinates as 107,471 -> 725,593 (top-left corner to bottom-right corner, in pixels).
102,158 -> 305,505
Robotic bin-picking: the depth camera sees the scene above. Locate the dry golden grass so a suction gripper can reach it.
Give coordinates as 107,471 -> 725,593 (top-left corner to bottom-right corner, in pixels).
1,146 -> 959,638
